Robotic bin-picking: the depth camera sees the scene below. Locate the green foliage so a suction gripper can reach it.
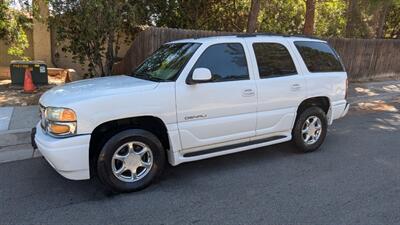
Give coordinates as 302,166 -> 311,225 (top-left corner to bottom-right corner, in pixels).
142,0 -> 250,32
49,0 -> 146,76
385,0 -> 400,38
0,0 -> 31,59
258,0 -> 305,35
315,0 -> 347,37
143,0 -> 400,39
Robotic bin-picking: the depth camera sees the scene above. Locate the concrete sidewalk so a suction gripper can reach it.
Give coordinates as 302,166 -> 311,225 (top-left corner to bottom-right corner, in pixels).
0,105 -> 40,163
0,80 -> 399,164
0,105 -> 39,132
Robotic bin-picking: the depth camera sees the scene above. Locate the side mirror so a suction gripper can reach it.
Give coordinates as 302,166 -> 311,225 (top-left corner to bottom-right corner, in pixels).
190,68 -> 212,84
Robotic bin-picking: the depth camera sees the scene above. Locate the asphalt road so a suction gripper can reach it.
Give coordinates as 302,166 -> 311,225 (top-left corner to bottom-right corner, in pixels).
1,107 -> 399,225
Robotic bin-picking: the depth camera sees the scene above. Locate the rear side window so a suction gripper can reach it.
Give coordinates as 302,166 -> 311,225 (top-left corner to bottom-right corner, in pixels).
192,43 -> 249,82
295,41 -> 344,73
253,43 -> 297,78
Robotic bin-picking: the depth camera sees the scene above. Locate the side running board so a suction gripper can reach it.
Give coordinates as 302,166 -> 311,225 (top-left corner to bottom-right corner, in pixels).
183,135 -> 287,157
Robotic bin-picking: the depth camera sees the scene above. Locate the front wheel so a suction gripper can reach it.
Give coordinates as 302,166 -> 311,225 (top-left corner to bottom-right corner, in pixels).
292,106 -> 328,153
97,129 -> 166,193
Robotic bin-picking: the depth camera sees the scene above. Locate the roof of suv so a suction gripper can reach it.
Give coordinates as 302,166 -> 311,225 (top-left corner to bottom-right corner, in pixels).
169,34 -> 326,44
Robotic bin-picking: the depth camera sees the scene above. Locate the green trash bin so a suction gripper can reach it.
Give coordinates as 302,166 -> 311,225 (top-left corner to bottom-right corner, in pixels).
10,60 -> 48,85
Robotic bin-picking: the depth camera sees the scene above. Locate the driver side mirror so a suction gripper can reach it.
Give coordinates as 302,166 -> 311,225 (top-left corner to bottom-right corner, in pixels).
189,68 -> 212,84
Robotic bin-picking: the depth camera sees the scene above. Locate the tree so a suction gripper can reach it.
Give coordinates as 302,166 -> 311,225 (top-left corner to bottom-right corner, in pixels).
375,1 -> 389,38
247,0 -> 260,33
303,0 -> 316,35
49,0 -> 146,76
0,0 -> 32,59
345,0 -> 358,37
372,0 -> 400,38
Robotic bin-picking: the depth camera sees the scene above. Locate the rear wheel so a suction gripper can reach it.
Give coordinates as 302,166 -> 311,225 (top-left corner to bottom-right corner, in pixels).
97,129 -> 165,193
292,106 -> 327,153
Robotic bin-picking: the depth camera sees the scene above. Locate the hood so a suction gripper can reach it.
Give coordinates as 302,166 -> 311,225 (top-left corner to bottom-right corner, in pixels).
40,75 -> 158,106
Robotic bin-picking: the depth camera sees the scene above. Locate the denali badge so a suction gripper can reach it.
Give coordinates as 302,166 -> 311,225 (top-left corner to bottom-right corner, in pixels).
184,114 -> 207,120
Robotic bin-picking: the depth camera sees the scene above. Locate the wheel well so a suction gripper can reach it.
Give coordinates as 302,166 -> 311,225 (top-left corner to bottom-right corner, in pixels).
297,97 -> 330,116
89,116 -> 170,177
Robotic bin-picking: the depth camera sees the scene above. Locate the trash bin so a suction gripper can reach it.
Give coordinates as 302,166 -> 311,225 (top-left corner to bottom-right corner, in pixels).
10,60 -> 48,85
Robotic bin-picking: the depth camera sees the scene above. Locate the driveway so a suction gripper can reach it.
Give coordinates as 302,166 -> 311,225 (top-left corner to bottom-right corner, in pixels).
0,104 -> 399,225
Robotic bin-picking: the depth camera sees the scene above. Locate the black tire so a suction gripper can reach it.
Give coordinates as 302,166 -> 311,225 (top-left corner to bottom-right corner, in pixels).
292,106 -> 327,153
97,129 -> 166,193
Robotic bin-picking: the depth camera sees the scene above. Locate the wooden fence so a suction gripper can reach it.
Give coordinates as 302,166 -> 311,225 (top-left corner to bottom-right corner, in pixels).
328,38 -> 400,81
113,27 -> 400,81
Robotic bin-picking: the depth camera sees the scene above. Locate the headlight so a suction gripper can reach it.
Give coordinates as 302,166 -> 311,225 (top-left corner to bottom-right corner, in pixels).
41,106 -> 77,137
46,107 -> 77,122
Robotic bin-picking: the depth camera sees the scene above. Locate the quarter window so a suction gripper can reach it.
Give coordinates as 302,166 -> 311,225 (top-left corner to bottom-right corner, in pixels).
294,41 -> 344,72
253,43 -> 297,78
192,43 -> 249,82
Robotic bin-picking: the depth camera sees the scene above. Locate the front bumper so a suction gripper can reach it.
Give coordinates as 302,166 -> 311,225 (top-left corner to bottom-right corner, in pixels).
34,123 -> 91,180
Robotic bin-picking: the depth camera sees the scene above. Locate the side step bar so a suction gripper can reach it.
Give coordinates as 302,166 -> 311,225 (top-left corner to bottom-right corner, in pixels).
183,135 -> 287,157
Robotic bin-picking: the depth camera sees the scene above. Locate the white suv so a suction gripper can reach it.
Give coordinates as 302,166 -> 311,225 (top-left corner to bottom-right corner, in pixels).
33,35 -> 349,192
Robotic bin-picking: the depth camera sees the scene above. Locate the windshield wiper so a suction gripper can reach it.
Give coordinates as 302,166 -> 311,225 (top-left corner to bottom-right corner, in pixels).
132,73 -> 165,82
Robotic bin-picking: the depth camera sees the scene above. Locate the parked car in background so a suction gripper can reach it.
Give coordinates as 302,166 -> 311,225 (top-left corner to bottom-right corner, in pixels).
32,34 -> 349,192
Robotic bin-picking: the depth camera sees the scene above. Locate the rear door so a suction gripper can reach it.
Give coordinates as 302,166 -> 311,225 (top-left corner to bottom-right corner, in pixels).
293,41 -> 347,121
176,41 -> 257,151
245,39 -> 306,137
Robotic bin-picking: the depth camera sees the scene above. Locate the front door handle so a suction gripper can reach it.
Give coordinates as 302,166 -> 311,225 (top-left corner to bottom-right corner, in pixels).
242,88 -> 255,97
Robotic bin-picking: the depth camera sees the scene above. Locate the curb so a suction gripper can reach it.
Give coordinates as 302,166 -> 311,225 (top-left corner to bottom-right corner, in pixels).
0,128 -> 39,163
0,143 -> 41,164
0,128 -> 32,147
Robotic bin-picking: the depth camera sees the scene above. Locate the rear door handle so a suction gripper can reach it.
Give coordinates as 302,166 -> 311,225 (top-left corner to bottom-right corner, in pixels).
242,88 -> 255,97
291,84 -> 301,91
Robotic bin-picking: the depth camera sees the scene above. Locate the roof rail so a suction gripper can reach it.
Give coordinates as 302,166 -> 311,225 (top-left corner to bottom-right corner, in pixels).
236,33 -> 323,40
236,33 -> 287,38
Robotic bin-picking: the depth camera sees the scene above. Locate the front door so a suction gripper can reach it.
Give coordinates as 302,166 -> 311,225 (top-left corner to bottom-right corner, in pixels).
176,42 -> 257,151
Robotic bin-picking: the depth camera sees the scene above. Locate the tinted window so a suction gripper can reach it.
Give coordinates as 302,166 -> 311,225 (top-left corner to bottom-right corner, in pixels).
295,41 -> 344,72
253,43 -> 297,78
192,43 -> 249,82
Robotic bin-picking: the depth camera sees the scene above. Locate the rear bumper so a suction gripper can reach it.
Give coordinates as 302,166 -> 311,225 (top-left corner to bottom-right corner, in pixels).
341,103 -> 350,118
331,100 -> 350,120
34,123 -> 91,180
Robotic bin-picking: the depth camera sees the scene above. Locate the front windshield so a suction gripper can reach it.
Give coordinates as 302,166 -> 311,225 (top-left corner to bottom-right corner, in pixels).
132,42 -> 201,81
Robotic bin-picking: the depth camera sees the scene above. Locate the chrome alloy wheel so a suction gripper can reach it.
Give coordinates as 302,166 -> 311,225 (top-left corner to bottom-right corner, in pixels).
111,141 -> 153,182
301,116 -> 322,145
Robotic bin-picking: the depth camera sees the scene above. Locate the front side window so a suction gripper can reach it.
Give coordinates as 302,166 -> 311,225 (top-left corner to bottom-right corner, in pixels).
253,43 -> 297,78
192,43 -> 249,82
294,41 -> 344,73
133,43 -> 201,81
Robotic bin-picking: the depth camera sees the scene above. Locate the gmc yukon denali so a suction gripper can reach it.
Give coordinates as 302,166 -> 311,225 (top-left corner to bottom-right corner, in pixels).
33,35 -> 350,192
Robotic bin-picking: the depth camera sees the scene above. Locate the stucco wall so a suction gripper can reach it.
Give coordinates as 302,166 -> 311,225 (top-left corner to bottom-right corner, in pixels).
51,29 -> 135,77
0,29 -> 34,67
